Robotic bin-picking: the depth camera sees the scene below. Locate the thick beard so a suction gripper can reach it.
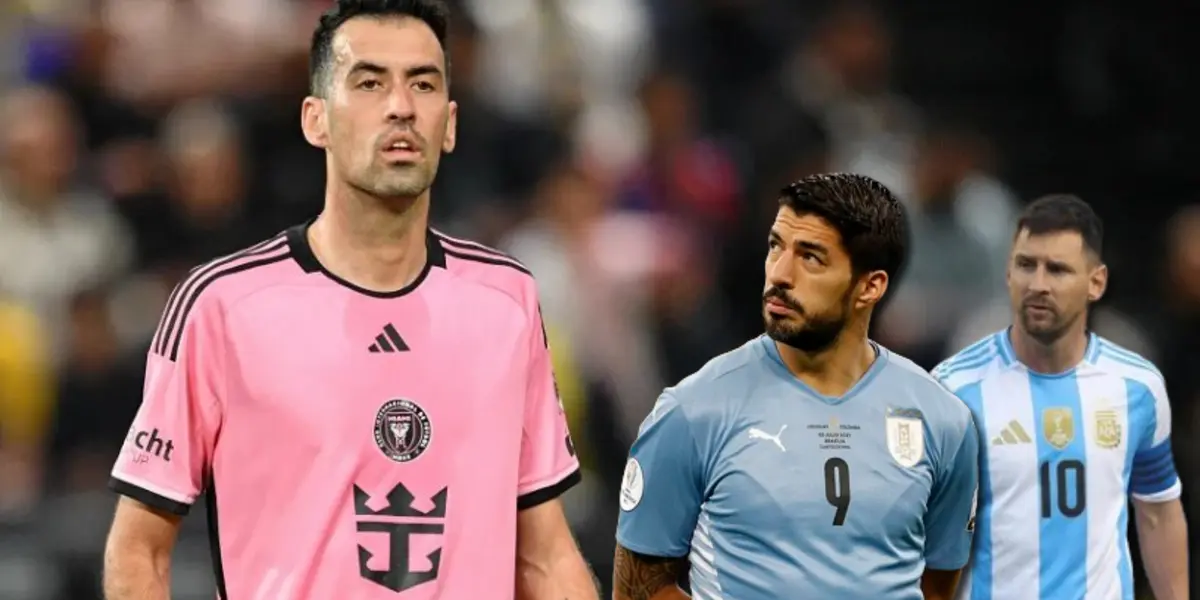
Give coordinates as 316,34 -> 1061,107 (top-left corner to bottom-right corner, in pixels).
764,298 -> 850,353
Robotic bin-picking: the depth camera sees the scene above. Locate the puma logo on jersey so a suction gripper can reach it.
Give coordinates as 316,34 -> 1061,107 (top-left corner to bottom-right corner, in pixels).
749,425 -> 788,452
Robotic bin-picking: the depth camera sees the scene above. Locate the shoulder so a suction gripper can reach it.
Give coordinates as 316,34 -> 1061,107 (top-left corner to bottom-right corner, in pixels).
931,331 -> 1007,393
662,337 -> 768,423
1089,335 -> 1166,400
432,228 -> 538,312
151,232 -> 293,360
881,347 -> 973,428
672,338 -> 764,401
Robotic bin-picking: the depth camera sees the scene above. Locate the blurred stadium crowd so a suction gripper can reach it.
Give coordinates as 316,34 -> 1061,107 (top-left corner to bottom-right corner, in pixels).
0,0 -> 1197,598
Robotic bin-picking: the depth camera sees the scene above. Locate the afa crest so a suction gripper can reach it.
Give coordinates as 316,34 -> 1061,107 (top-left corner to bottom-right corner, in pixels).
1094,409 -> 1122,449
885,409 -> 924,468
1042,407 -> 1074,450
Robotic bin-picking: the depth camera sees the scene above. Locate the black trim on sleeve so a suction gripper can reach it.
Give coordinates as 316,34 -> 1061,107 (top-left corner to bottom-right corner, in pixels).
205,480 -> 229,600
108,477 -> 192,516
517,468 -> 582,511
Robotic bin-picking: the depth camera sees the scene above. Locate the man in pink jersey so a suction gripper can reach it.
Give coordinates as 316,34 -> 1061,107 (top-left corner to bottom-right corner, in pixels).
101,1 -> 598,598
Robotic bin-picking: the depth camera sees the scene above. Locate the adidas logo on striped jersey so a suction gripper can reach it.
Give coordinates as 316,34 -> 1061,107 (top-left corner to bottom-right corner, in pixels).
991,420 -> 1033,445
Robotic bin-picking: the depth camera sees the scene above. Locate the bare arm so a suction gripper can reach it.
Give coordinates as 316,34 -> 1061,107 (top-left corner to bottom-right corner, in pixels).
1134,498 -> 1189,600
613,544 -> 690,600
515,498 -> 599,600
103,496 -> 183,600
920,568 -> 963,600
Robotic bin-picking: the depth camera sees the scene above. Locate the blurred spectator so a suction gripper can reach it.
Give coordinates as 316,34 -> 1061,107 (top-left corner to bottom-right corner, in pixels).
617,71 -> 740,233
156,99 -> 259,270
0,297 -> 53,521
45,289 -> 142,495
464,0 -> 651,120
876,125 -> 1014,366
100,0 -> 311,108
1159,206 -> 1200,575
430,7 -> 564,241
0,85 -> 133,363
780,0 -> 920,195
503,160 -> 665,446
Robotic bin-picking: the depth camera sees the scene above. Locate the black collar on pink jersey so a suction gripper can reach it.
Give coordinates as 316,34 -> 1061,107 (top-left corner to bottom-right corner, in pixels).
286,220 -> 447,299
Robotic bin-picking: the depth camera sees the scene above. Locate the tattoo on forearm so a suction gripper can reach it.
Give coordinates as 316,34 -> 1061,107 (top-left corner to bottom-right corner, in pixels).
613,545 -> 686,600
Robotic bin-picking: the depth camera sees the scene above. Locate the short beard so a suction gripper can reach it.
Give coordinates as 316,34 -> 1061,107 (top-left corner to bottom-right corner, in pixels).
763,289 -> 852,354
1019,308 -> 1080,346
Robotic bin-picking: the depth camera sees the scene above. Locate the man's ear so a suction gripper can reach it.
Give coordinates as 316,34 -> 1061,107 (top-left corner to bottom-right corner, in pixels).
300,96 -> 329,149
1088,262 -> 1108,303
855,270 -> 889,310
442,100 -> 458,153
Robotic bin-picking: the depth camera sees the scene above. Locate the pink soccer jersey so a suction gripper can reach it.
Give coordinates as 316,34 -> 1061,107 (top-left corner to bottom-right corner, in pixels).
109,224 -> 582,599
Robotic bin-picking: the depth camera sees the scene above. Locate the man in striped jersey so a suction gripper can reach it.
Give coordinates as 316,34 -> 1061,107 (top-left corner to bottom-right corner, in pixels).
101,1 -> 597,599
934,194 -> 1189,600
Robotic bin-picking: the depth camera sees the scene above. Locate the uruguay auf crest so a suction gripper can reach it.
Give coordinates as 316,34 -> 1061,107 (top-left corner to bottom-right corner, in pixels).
886,408 -> 924,468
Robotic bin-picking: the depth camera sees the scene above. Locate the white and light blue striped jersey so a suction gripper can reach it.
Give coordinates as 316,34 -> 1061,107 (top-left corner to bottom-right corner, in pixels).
933,329 -> 1181,600
616,336 -> 979,599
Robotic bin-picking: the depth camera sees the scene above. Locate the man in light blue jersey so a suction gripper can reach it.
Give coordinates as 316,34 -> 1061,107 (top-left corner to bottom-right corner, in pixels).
612,173 -> 980,600
934,194 -> 1189,600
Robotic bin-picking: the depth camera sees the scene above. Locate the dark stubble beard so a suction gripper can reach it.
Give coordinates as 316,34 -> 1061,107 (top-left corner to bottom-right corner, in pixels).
763,287 -> 852,354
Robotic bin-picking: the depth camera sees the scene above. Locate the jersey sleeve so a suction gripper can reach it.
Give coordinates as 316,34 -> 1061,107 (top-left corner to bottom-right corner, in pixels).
924,411 -> 980,571
516,304 -> 582,510
1130,376 -> 1181,502
108,291 -> 224,516
615,391 -> 704,558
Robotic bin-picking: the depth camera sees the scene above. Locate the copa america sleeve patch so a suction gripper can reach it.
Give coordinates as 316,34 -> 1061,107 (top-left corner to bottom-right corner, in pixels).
619,458 -> 644,511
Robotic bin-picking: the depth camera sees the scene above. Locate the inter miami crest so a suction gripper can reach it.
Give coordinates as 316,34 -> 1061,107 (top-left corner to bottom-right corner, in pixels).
374,399 -> 432,462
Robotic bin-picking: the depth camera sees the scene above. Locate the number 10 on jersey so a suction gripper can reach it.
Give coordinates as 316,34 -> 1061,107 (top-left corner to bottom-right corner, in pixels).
1040,459 -> 1086,518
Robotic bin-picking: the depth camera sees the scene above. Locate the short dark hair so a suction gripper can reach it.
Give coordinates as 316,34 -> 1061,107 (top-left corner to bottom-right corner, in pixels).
779,173 -> 909,280
1016,194 -> 1104,257
309,0 -> 451,97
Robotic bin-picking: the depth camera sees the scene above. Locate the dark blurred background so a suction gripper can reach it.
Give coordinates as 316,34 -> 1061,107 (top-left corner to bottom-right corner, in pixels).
0,0 -> 1197,598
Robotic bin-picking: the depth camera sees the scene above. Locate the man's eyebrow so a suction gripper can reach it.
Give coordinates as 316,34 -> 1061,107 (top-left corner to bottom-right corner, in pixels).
346,60 -> 387,78
405,64 -> 443,79
796,240 -> 828,255
1013,253 -> 1077,270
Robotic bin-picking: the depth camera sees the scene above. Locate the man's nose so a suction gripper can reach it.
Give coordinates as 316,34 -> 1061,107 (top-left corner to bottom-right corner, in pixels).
1029,267 -> 1052,292
767,254 -> 794,288
385,87 -> 416,122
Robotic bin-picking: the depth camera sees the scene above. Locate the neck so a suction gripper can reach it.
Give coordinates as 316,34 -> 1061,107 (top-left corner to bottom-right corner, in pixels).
774,322 -> 875,397
1009,321 -> 1089,374
308,183 -> 430,293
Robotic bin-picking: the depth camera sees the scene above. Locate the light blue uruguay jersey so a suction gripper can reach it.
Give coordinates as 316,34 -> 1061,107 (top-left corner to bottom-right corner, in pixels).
616,335 -> 979,600
933,330 -> 1182,600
